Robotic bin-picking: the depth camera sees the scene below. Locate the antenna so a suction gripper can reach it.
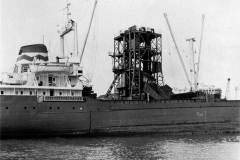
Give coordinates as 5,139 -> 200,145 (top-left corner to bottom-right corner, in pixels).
225,78 -> 231,100
48,40 -> 51,55
66,0 -> 71,23
42,35 -> 45,44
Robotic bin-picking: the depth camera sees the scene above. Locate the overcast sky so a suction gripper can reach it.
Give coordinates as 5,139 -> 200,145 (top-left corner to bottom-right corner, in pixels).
1,0 -> 240,99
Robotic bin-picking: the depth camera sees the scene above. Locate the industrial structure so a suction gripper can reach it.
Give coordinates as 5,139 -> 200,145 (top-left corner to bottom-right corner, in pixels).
106,26 -> 172,100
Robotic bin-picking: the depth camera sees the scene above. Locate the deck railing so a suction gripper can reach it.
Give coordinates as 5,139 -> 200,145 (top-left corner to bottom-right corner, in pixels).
43,96 -> 84,102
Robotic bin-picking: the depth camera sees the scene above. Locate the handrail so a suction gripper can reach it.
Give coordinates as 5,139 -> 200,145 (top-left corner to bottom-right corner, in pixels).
43,96 -> 84,102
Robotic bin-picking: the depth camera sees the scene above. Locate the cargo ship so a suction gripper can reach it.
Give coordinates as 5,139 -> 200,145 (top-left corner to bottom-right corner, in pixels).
0,1 -> 240,137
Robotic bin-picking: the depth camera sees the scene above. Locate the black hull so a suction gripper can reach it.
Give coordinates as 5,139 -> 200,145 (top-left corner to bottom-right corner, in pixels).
1,95 -> 240,138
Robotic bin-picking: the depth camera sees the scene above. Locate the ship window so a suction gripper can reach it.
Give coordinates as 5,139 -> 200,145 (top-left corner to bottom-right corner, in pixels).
23,66 -> 28,72
71,92 -> 74,96
22,65 -> 29,72
72,106 -> 75,110
30,91 -> 32,95
48,75 -> 53,86
43,92 -> 46,95
1,91 -> 4,95
5,107 -> 8,109
33,107 -> 36,109
57,107 -> 60,110
24,106 -> 27,110
131,33 -> 134,39
52,77 -> 56,86
21,91 -> 23,95
39,81 -> 43,86
49,106 -> 52,110
59,92 -> 62,96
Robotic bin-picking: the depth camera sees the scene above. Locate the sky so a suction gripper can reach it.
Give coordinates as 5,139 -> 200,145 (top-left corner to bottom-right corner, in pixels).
1,0 -> 240,99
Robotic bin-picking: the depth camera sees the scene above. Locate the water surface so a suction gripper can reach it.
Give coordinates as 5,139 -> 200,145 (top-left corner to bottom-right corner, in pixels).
1,134 -> 240,160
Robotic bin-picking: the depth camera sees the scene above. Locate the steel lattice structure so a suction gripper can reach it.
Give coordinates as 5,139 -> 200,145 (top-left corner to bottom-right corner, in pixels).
107,26 -> 164,100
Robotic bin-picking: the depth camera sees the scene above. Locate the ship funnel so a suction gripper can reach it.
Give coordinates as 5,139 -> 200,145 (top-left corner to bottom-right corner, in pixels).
17,44 -> 48,64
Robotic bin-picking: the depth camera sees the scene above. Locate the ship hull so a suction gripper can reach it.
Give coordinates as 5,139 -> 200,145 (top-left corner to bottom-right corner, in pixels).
0,95 -> 90,137
1,95 -> 240,137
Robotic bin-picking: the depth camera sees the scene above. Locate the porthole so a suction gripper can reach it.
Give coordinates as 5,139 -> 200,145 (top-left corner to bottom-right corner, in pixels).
72,106 -> 75,110
5,107 -> 8,109
57,107 -> 60,110
33,107 -> 36,109
43,92 -> 46,95
59,92 -> 62,96
24,106 -> 27,110
49,107 -> 52,110
30,91 -> 32,95
1,91 -> 4,95
21,91 -> 23,95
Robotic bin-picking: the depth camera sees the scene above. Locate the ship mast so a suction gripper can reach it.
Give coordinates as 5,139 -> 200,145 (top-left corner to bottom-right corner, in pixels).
186,15 -> 205,91
186,37 -> 197,91
59,0 -> 78,59
196,14 -> 205,90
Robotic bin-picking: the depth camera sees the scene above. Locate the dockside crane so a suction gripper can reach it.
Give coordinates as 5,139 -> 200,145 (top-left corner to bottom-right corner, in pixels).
163,13 -> 192,89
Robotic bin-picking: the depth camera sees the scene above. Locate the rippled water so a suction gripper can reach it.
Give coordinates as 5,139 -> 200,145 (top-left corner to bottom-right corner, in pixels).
1,134 -> 240,160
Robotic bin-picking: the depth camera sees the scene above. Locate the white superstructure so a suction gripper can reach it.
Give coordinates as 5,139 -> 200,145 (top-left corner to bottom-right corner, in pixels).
0,43 -> 84,99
